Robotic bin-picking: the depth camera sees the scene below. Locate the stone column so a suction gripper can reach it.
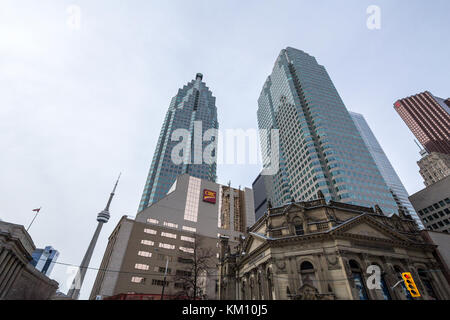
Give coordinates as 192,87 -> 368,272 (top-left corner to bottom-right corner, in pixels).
0,248 -> 9,267
259,265 -> 266,300
0,261 -> 23,299
0,250 -> 12,277
0,257 -> 18,296
0,255 -> 15,292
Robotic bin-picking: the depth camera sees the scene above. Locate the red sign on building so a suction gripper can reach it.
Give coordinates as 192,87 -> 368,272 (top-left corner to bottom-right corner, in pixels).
203,189 -> 216,204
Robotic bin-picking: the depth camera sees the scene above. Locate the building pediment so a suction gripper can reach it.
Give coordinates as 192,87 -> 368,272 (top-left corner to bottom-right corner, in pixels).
242,233 -> 267,255
331,214 -> 412,243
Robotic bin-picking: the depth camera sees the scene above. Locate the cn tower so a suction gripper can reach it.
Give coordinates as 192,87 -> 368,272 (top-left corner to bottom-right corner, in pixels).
67,174 -> 121,300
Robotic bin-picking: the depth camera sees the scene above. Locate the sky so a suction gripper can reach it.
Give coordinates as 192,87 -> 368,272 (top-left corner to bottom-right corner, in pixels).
0,0 -> 449,299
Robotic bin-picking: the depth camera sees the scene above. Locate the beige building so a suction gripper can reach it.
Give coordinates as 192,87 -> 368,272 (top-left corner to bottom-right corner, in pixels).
418,152 -> 450,187
218,194 -> 450,300
90,174 -> 255,300
0,220 -> 59,300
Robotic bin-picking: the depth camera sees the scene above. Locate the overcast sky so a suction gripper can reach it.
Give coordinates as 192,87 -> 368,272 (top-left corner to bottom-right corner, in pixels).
0,0 -> 449,299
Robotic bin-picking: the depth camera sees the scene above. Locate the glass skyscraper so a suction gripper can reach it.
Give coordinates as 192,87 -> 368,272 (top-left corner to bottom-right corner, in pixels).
350,111 -> 423,227
257,47 -> 398,214
138,73 -> 218,212
31,246 -> 59,277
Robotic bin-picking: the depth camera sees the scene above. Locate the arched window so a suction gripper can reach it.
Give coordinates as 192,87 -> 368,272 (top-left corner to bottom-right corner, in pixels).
349,260 -> 369,300
372,263 -> 391,300
394,266 -> 412,300
418,269 -> 438,300
300,261 -> 316,287
293,218 -> 304,235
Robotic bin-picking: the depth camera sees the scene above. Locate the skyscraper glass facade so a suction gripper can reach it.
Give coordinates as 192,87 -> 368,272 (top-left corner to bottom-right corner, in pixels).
350,111 -> 423,227
31,246 -> 59,277
138,74 -> 218,212
257,47 -> 398,214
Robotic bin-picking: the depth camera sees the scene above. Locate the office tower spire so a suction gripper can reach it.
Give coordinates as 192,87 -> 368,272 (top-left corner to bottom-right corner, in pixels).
67,174 -> 120,300
138,74 -> 218,212
257,47 -> 398,214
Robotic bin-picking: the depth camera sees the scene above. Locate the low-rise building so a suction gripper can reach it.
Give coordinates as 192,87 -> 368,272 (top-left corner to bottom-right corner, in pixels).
0,220 -> 59,300
218,194 -> 450,300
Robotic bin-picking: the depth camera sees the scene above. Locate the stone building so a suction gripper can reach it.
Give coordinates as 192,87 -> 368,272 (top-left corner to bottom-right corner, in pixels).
0,220 -> 59,300
218,194 -> 450,300
418,152 -> 450,187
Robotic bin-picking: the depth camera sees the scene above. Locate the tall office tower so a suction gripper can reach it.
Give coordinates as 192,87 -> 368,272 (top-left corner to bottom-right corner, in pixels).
350,112 -> 423,228
394,91 -> 450,155
257,47 -> 398,214
31,246 -> 60,277
138,73 -> 219,212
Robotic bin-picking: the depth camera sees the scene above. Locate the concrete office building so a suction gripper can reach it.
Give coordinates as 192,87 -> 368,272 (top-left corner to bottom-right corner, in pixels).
418,152 -> 450,187
409,175 -> 450,233
138,73 -> 219,212
350,112 -> 422,228
90,174 -> 255,300
394,91 -> 450,155
31,246 -> 59,277
257,47 -> 398,214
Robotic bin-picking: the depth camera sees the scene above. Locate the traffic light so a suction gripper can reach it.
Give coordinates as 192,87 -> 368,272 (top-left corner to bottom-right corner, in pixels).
401,272 -> 421,298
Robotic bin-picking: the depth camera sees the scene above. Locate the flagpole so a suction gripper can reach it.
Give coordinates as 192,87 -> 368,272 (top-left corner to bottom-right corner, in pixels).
27,207 -> 41,232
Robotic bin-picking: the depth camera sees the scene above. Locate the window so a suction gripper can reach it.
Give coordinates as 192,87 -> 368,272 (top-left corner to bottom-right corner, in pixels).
147,218 -> 159,225
181,236 -> 195,243
138,251 -> 152,258
131,276 -> 145,283
144,228 -> 157,235
295,224 -> 304,235
157,266 -> 171,274
178,257 -> 194,264
180,247 -> 194,253
159,243 -> 175,250
300,261 -> 316,288
176,270 -> 192,277
135,263 -> 149,270
349,260 -> 369,300
141,240 -> 154,246
184,177 -> 201,222
163,221 -> 178,229
393,266 -> 412,300
152,279 -> 169,286
161,232 -> 177,239
418,269 -> 438,299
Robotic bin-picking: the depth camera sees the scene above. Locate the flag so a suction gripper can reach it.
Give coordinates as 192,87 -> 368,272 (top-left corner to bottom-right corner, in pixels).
32,208 -> 40,213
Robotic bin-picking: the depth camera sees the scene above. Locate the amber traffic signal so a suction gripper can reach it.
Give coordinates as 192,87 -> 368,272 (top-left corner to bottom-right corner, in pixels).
401,272 -> 421,298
